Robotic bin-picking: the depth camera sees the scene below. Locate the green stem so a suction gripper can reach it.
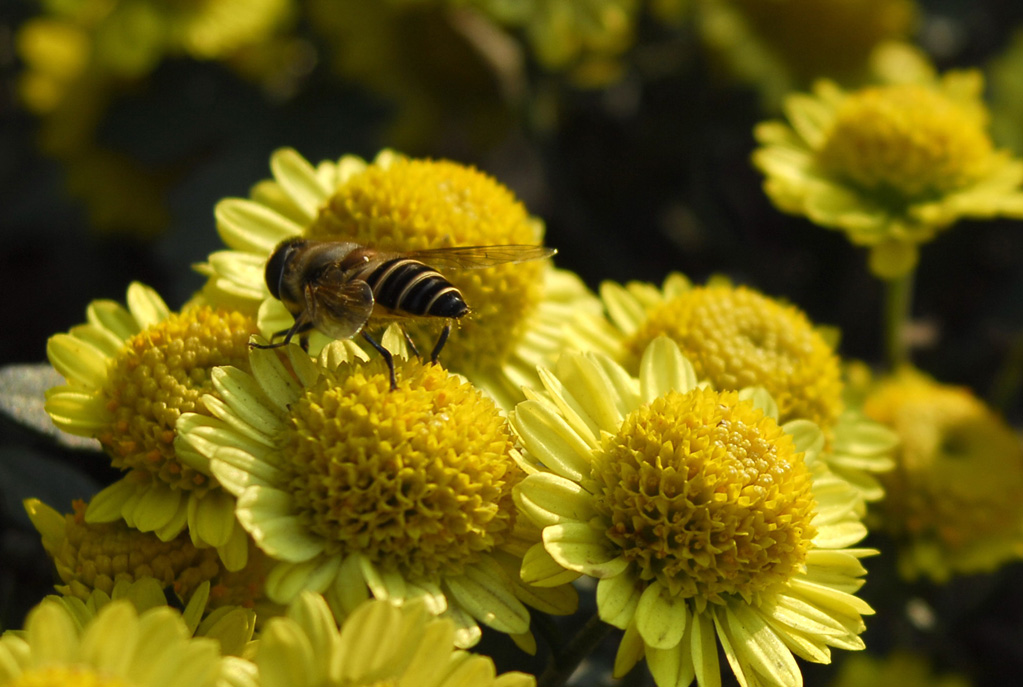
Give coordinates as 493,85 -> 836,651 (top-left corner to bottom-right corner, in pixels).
537,612 -> 615,687
989,333 -> 1023,412
884,270 -> 915,370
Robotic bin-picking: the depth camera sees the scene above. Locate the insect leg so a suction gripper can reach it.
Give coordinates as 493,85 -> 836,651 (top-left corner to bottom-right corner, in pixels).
362,331 -> 397,390
250,319 -> 311,350
401,329 -> 421,359
430,325 -> 451,364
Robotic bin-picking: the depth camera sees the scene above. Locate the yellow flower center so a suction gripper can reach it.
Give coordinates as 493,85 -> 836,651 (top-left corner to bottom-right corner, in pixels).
818,84 -> 995,201
8,666 -> 131,687
624,285 -> 844,430
51,500 -> 222,601
865,374 -> 1023,547
592,388 -> 817,601
280,358 -> 522,579
100,306 -> 257,491
307,157 -> 548,377
208,543 -> 274,611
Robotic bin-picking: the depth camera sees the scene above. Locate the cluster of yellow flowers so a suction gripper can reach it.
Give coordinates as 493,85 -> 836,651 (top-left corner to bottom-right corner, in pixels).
31,148 -> 886,687
8,2 -> 1023,687
10,131 -> 1010,686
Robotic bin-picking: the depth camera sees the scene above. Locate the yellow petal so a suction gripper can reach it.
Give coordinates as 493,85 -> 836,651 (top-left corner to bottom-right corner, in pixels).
445,557 -> 530,635
43,388 -> 111,434
82,603 -> 142,675
25,601 -> 79,665
256,618 -> 315,687
215,198 -> 303,254
691,610 -> 721,687
216,523 -> 251,572
270,147 -> 332,222
554,353 -> 627,433
543,523 -> 627,577
520,542 -> 582,587
639,336 -> 697,404
511,400 -> 593,482
327,555 -> 372,615
635,581 -> 688,650
600,281 -> 648,334
612,620 -> 645,679
23,498 -> 65,548
125,282 -> 169,330
248,346 -> 303,413
725,604 -> 802,687
187,488 -> 237,547
595,571 -> 641,629
265,557 -> 340,604
87,299 -> 139,341
535,366 -> 600,444
647,640 -> 696,687
514,472 -> 597,526
85,478 -> 138,523
129,482 -> 183,533
337,600 -> 403,681
237,487 -> 325,562
786,578 -> 874,618
47,333 -> 108,387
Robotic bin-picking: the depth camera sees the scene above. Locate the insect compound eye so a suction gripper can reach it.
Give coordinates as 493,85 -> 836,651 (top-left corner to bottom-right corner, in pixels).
265,237 -> 305,300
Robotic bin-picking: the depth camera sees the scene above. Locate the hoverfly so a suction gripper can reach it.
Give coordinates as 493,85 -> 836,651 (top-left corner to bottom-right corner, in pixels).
253,237 -> 556,388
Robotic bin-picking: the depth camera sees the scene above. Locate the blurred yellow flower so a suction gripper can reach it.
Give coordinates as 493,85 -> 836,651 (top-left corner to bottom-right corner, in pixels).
513,338 -> 875,687
754,72 -> 1023,278
39,576 -> 257,661
830,651 -> 971,687
0,598 -> 255,687
697,0 -> 918,107
864,368 -> 1023,581
475,0 -> 639,86
255,593 -> 535,687
44,283 -> 259,570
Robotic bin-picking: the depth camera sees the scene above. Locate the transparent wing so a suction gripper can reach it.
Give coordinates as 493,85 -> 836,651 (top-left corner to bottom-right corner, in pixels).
396,245 -> 557,272
305,276 -> 375,341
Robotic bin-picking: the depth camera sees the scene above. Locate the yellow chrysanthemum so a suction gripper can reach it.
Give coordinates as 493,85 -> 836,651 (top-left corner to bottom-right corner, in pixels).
512,337 -> 875,687
754,71 -> 1023,278
44,282 -> 259,570
568,274 -> 897,501
24,497 -> 221,602
697,0 -> 917,107
38,576 -> 257,662
254,592 -> 534,687
0,598 -> 255,687
23,497 -> 279,621
863,369 -> 1023,581
19,0 -> 293,80
197,146 -> 599,408
175,340 -> 576,649
829,651 -> 971,687
15,18 -> 90,114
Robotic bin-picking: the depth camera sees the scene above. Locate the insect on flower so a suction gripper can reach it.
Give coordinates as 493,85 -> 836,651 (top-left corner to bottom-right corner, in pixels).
254,237 -> 556,388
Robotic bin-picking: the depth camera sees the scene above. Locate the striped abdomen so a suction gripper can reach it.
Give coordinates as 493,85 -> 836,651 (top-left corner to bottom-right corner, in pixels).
354,258 -> 469,319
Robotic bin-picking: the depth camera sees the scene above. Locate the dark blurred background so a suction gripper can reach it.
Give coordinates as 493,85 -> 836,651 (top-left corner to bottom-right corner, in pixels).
2,0 -> 1023,684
